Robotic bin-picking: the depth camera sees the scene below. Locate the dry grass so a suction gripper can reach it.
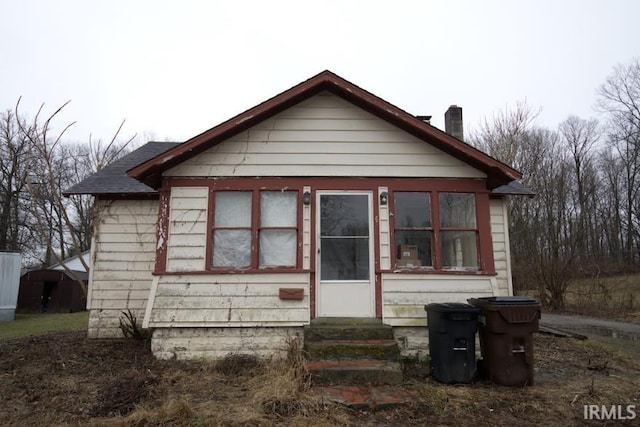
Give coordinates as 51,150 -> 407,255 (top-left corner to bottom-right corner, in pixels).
563,273 -> 640,321
103,335 -> 350,426
2,330 -> 639,426
522,272 -> 640,323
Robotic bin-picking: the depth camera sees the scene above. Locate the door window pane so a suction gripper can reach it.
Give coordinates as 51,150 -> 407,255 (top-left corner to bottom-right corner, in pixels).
439,193 -> 476,228
215,192 -> 252,227
441,231 -> 478,269
213,230 -> 251,267
320,237 -> 370,280
321,195 -> 369,236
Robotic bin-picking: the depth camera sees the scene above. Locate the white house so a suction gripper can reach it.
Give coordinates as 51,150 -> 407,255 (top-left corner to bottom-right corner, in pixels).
65,70 -> 531,360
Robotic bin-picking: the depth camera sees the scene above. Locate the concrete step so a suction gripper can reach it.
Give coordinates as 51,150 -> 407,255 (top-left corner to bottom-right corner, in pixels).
305,339 -> 400,361
304,318 -> 403,385
304,323 -> 395,342
307,359 -> 404,385
305,318 -> 392,342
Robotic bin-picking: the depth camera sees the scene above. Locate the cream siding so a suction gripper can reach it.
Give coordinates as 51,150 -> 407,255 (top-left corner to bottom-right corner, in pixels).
145,273 -> 310,328
381,274 -> 496,327
87,199 -> 158,338
165,92 -> 486,179
166,187 -> 209,272
490,198 -> 513,296
378,186 -> 391,270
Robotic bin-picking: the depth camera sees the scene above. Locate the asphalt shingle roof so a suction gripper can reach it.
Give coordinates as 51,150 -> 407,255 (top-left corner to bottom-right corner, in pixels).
491,180 -> 535,196
63,142 -> 180,196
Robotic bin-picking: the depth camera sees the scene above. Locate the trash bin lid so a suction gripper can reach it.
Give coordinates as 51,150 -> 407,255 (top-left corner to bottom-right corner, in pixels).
425,302 -> 481,312
468,296 -> 539,306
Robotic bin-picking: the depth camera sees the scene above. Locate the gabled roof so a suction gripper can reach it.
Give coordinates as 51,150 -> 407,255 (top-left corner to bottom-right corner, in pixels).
128,70 -> 522,189
63,142 -> 179,196
49,250 -> 91,272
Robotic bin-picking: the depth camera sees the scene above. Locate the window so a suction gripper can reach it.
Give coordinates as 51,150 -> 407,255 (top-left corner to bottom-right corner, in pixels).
213,191 -> 252,268
439,193 -> 478,269
393,192 -> 432,267
212,190 -> 298,269
259,191 -> 297,267
393,191 -> 479,270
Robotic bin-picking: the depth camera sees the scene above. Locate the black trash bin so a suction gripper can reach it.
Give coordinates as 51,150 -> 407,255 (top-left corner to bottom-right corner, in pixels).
468,296 -> 541,387
425,303 -> 480,384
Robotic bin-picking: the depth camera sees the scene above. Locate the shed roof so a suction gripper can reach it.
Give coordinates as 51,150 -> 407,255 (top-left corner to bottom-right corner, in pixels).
128,70 -> 522,189
491,180 -> 536,196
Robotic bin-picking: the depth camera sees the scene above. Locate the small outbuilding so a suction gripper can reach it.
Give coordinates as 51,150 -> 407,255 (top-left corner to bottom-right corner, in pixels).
17,251 -> 89,313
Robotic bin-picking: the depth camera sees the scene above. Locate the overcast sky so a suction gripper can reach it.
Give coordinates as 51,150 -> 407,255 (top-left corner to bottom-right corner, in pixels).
1,0 -> 638,146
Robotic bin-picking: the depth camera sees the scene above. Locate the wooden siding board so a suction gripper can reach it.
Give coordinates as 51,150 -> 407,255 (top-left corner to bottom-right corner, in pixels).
169,164 -> 483,178
152,296 -> 309,310
150,307 -> 308,324
157,273 -> 309,285
211,140 -> 447,155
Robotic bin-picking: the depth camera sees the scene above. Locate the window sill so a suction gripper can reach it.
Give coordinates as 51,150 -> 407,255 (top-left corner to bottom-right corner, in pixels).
387,268 -> 496,276
155,268 -> 309,276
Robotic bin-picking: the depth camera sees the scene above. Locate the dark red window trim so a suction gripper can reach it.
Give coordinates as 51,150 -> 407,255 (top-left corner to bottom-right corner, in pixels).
390,190 -> 494,274
154,177 -> 495,275
207,188 -> 301,272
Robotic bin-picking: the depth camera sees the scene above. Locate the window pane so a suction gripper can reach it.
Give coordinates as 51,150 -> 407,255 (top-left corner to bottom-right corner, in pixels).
215,192 -> 252,227
261,191 -> 297,227
213,230 -> 251,267
394,230 -> 432,267
260,230 -> 296,267
394,192 -> 431,227
320,195 -> 369,236
439,193 -> 476,228
320,237 -> 369,280
441,231 -> 478,269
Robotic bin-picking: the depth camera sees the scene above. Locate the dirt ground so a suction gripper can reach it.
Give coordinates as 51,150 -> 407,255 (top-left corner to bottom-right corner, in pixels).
1,331 -> 639,426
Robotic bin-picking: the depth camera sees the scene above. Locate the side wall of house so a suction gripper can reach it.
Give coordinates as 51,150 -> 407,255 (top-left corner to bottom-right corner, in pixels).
87,199 -> 158,338
490,197 -> 513,296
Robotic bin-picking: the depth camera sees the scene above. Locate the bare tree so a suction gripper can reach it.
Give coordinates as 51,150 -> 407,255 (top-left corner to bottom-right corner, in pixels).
597,58 -> 640,264
470,100 -> 540,172
559,116 -> 601,262
13,99 -> 135,295
0,110 -> 33,253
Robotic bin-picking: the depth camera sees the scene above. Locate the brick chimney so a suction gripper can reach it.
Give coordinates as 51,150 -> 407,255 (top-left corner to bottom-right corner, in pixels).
444,105 -> 463,141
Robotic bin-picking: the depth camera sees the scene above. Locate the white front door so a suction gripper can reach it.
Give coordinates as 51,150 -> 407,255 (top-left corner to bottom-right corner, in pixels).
317,192 -> 374,317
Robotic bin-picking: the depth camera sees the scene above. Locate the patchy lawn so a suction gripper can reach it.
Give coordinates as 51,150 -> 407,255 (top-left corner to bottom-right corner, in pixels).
0,312 -> 89,340
1,331 -> 638,426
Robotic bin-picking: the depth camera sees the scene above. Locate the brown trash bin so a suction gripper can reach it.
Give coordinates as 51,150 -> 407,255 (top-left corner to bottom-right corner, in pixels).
468,296 -> 541,387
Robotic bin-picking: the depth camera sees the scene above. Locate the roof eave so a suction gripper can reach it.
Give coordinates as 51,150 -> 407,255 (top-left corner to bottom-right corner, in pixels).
128,70 -> 522,189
